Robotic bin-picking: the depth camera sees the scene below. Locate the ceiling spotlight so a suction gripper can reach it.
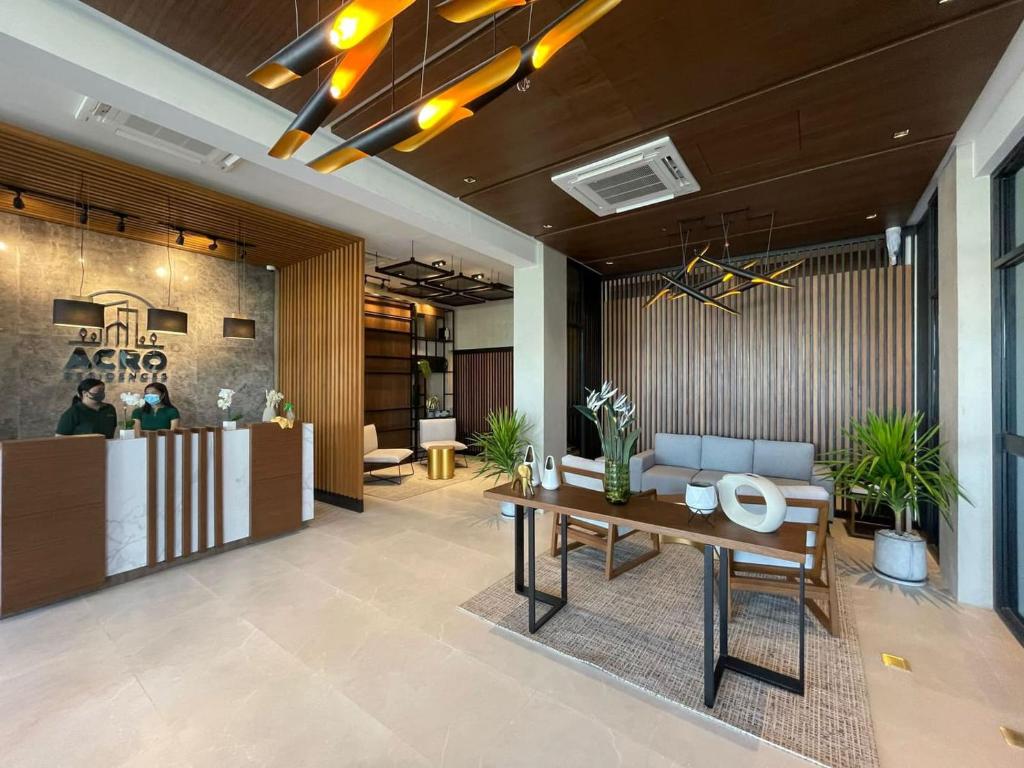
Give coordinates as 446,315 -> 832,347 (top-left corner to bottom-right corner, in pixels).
208,238 -> 219,251
893,129 -> 910,139
79,206 -> 89,225
472,273 -> 485,280
175,230 -> 185,246
543,224 -> 553,229
431,259 -> 446,268
463,176 -> 477,184
12,190 -> 25,210
116,215 -> 126,233
866,213 -> 878,220
605,261 -> 614,265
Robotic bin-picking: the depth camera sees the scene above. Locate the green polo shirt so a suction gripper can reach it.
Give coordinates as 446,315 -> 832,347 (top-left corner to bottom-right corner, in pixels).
131,406 -> 181,431
56,401 -> 118,439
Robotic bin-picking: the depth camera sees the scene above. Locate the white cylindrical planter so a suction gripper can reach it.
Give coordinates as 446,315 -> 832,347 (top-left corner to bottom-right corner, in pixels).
500,501 -> 516,518
118,429 -> 135,440
873,529 -> 927,585
222,420 -> 237,431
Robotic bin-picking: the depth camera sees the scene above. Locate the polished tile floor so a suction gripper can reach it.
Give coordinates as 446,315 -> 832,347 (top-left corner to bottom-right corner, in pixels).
1,474 -> 1022,767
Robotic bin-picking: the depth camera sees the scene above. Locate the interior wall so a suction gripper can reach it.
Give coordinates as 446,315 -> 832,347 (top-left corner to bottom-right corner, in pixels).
0,210 -> 275,439
279,243 -> 365,503
602,238 -> 913,456
453,301 -> 513,350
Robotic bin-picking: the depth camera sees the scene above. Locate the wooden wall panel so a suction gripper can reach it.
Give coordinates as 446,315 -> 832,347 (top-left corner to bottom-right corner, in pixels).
279,243 -> 365,501
249,423 -> 303,540
602,238 -> 913,456
0,436 -> 106,616
365,296 -> 415,451
453,348 -> 513,446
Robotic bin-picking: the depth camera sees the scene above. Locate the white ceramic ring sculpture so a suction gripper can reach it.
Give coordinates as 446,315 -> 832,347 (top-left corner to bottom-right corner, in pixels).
716,473 -> 787,532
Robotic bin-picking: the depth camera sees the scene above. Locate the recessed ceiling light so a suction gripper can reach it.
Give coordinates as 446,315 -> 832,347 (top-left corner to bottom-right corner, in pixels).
866,213 -> 878,220
463,176 -> 477,184
893,129 -> 911,139
543,224 -> 553,229
472,273 -> 485,280
938,0 -> 954,4
605,261 -> 614,265
0,241 -> 7,251
431,259 -> 446,268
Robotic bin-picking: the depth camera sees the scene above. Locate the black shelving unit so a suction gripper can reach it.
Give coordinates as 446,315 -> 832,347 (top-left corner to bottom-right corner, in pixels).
364,295 -> 417,447
412,306 -> 455,457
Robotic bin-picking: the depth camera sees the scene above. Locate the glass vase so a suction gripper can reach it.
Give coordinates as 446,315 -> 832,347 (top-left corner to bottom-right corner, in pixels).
604,460 -> 631,505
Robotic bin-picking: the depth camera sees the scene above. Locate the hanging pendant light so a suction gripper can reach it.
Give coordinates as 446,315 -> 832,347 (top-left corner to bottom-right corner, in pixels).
249,0 -> 413,89
308,0 -> 621,173
224,220 -> 256,339
436,0 -> 538,24
269,22 -> 394,160
53,177 -> 104,329
149,199 -> 189,336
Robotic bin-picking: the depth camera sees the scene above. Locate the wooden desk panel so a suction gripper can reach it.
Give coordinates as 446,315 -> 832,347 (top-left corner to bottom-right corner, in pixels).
0,435 -> 106,615
249,423 -> 302,541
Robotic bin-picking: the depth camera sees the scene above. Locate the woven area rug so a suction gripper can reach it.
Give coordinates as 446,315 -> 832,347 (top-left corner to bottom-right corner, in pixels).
363,460 -> 480,501
461,541 -> 879,768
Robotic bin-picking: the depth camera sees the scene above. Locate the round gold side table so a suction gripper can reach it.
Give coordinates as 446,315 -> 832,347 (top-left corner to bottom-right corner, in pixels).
427,446 -> 455,480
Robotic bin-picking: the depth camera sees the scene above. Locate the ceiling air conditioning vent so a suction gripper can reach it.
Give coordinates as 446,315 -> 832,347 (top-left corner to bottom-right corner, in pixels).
551,137 -> 699,217
73,97 -> 242,171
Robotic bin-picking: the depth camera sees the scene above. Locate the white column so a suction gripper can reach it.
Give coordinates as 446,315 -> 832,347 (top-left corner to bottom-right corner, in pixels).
513,243 -> 568,464
937,142 -> 995,607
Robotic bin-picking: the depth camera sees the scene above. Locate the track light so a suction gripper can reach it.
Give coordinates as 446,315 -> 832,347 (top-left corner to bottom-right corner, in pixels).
269,22 -> 393,160
116,215 -> 126,233
248,0 -> 413,89
432,260 -> 446,268
208,238 -> 218,251
175,230 -> 185,246
12,190 -> 25,210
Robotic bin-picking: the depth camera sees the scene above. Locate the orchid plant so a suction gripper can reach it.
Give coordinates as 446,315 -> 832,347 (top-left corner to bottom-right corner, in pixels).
119,391 -> 142,429
217,388 -> 241,422
574,381 -> 640,465
265,389 -> 285,411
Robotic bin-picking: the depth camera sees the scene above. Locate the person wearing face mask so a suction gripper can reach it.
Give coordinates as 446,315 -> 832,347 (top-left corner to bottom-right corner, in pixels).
55,377 -> 118,438
131,382 -> 181,432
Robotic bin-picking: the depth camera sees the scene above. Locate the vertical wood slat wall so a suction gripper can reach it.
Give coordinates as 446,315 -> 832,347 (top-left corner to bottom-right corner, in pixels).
453,348 -> 513,444
279,243 -> 365,501
602,238 -> 913,455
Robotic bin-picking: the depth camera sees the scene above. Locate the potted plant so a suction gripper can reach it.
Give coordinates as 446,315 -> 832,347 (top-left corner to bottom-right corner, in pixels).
470,407 -> 532,518
263,389 -> 284,422
118,391 -> 142,439
217,388 -> 242,430
574,381 -> 640,505
823,411 -> 967,585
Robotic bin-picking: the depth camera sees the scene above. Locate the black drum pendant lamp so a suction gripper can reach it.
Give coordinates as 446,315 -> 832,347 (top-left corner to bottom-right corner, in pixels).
149,199 -> 189,336
224,220 -> 256,339
53,178 -> 105,329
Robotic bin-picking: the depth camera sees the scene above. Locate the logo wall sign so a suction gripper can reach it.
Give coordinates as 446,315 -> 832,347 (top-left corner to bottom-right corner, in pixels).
63,290 -> 172,383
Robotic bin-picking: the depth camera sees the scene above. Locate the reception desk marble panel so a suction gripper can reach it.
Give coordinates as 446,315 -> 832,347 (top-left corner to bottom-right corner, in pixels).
1,424 -> 314,615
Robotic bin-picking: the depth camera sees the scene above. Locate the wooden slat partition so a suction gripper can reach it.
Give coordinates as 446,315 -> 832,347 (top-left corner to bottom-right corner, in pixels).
180,429 -> 194,556
279,244 -> 365,501
602,238 -> 913,455
197,428 -> 209,552
453,347 -> 513,444
146,433 -> 158,566
161,430 -> 175,562
214,429 -> 224,546
249,423 -> 303,540
0,436 -> 106,616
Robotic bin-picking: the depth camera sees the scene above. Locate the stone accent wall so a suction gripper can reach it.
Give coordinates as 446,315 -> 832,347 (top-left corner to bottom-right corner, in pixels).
0,211 -> 276,439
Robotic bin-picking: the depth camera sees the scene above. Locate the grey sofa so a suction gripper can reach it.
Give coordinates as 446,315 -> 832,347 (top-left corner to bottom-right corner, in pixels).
630,433 -> 833,497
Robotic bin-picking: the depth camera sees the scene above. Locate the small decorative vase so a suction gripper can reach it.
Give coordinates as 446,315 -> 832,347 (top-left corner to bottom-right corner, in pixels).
222,420 -> 237,431
119,429 -> 135,440
604,460 -> 631,505
284,406 -> 295,425
685,482 -> 717,515
541,455 -> 560,491
262,405 -> 276,422
523,444 -> 541,486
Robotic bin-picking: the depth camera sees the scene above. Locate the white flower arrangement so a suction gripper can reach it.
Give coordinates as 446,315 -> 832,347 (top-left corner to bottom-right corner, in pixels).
265,389 -> 284,410
217,388 -> 241,422
119,391 -> 142,429
575,380 -> 640,464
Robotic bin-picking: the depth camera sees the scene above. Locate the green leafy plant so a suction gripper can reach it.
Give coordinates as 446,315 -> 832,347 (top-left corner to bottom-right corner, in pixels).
470,407 -> 532,484
573,381 -> 640,464
822,411 -> 967,536
417,359 -> 432,381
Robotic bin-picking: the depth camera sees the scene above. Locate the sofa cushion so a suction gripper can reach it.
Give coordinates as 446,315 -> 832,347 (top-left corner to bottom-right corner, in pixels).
700,436 -> 754,473
641,464 -> 697,495
654,433 -> 701,469
753,439 -> 814,483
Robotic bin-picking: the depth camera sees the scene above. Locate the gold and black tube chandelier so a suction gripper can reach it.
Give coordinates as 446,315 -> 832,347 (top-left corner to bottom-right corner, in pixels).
437,0 -> 540,24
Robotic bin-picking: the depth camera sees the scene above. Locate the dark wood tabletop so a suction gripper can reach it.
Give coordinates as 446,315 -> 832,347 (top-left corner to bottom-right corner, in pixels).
484,482 -> 807,564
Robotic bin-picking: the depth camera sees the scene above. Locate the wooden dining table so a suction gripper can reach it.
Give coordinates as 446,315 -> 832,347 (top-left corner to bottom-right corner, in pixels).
484,482 -> 811,707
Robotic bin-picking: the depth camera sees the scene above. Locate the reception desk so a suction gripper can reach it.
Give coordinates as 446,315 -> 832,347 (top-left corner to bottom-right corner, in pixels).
0,422 -> 314,616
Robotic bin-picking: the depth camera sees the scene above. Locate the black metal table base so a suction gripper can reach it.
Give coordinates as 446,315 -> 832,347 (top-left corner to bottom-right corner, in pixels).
703,545 -> 806,707
514,505 -> 567,633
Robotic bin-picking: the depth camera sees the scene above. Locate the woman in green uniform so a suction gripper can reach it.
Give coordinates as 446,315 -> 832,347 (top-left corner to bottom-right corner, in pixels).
131,382 -> 181,432
55,378 -> 118,438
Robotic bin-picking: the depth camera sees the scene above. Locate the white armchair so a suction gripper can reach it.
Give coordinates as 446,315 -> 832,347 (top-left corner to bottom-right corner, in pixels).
363,424 -> 414,484
418,418 -> 468,466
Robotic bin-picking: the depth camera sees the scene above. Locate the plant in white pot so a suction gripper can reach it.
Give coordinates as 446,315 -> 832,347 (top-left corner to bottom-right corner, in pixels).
217,388 -> 242,430
470,407 -> 532,518
823,411 -> 967,585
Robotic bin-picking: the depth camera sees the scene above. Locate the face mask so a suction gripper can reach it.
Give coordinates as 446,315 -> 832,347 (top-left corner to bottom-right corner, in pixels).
87,390 -> 105,403
144,394 -> 162,406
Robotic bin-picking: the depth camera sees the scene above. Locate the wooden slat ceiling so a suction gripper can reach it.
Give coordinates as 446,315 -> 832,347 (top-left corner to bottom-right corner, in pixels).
0,122 -> 358,267
80,0 -> 1024,274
